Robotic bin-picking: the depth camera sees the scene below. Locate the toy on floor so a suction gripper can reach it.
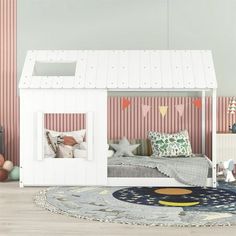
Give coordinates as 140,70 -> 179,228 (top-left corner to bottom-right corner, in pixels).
0,154 -> 19,182
8,166 -> 20,181
218,159 -> 236,182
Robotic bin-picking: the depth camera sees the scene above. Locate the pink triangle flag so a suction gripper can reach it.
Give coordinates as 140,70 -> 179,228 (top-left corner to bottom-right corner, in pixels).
175,104 -> 185,117
142,104 -> 151,118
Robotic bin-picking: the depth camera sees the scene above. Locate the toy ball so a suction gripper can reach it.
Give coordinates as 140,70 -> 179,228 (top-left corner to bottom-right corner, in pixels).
9,166 -> 20,181
3,160 -> 14,172
0,154 -> 4,167
0,168 -> 8,182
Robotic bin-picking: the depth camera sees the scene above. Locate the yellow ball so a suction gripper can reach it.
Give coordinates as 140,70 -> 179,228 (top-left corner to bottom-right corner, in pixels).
3,160 -> 14,172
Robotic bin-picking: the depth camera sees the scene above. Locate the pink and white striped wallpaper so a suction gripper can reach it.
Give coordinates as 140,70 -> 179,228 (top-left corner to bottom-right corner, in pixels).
0,0 -> 18,164
44,113 -> 86,132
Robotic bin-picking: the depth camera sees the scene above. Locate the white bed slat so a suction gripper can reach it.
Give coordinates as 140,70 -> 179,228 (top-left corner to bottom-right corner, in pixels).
160,51 -> 172,88
182,51 -> 195,88
118,51 -> 129,88
107,51 -> 118,88
74,51 -> 87,88
191,51 -> 206,88
128,51 -> 140,88
85,51 -> 97,88
171,51 -> 184,88
140,51 -> 151,88
96,51 -> 108,88
150,51 -> 162,88
202,51 -> 217,88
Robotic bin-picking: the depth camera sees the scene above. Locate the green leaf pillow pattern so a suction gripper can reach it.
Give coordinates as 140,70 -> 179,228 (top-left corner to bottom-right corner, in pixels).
148,130 -> 192,157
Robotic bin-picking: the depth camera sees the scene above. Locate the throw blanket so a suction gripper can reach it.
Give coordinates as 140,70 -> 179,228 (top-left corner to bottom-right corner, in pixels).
108,156 -> 212,187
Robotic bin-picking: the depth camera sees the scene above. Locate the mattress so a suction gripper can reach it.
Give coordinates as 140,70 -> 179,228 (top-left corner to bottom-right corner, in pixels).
108,164 -> 212,178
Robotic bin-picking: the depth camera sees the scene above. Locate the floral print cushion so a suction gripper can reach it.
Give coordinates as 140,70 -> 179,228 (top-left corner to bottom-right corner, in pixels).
148,130 -> 192,157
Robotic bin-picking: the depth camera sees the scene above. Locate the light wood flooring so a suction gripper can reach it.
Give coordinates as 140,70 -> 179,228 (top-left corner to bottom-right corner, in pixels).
0,182 -> 236,236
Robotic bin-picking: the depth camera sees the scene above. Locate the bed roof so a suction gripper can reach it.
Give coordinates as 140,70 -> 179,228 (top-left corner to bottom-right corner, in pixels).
19,50 -> 217,90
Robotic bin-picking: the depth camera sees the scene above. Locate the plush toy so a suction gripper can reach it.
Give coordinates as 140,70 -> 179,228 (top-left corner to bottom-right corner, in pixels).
218,159 -> 236,182
3,160 -> 13,172
0,168 -> 8,182
9,166 -> 20,181
0,154 -> 4,167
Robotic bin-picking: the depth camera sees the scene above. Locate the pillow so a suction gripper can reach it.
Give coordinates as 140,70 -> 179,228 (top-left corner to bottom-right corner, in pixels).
63,136 -> 78,146
148,130 -> 192,157
110,137 -> 140,157
44,129 -> 86,157
56,144 -> 73,158
108,139 -> 152,156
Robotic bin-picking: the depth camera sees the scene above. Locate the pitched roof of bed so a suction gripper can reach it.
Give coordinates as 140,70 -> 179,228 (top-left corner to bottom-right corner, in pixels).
19,50 -> 217,89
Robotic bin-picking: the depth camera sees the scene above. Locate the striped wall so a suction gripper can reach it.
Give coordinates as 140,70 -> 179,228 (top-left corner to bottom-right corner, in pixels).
0,0 -> 18,164
44,113 -> 86,132
44,96 -> 235,160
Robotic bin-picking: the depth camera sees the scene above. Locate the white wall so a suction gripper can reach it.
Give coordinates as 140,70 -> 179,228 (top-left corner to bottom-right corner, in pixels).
18,0 -> 236,95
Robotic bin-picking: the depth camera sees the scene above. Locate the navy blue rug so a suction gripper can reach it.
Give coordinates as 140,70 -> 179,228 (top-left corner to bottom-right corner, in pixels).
34,181 -> 236,227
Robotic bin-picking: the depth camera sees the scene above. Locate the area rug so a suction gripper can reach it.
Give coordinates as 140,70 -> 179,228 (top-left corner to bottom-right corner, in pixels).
34,181 -> 236,227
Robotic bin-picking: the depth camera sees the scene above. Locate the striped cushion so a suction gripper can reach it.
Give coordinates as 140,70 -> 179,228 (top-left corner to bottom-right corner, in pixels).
108,139 -> 152,156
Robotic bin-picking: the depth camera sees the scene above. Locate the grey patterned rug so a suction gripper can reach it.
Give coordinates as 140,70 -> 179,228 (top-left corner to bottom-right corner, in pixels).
34,181 -> 236,227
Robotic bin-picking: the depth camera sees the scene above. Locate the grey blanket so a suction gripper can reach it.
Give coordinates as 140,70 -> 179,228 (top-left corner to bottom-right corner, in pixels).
108,155 -> 212,187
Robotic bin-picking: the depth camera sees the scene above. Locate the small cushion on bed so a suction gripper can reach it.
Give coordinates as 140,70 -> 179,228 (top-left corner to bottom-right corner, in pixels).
108,139 -> 152,156
63,136 -> 78,146
56,144 -> 73,158
148,130 -> 192,157
110,137 -> 140,157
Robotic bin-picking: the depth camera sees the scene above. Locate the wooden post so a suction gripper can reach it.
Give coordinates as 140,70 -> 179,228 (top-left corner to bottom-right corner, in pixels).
212,89 -> 217,187
37,112 -> 44,161
86,111 -> 93,161
201,90 -> 206,154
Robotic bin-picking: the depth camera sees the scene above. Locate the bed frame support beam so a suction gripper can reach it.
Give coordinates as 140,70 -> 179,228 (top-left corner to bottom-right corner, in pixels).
201,91 -> 206,154
212,88 -> 217,187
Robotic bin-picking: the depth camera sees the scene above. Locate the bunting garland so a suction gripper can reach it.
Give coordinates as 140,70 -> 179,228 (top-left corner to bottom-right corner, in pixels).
228,97 -> 236,114
120,97 -> 203,117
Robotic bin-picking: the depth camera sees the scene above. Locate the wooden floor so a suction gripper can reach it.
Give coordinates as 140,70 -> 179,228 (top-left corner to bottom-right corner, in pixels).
1,182 -> 236,236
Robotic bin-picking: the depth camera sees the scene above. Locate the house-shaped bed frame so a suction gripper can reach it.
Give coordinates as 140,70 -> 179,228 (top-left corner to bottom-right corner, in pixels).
19,50 -> 217,187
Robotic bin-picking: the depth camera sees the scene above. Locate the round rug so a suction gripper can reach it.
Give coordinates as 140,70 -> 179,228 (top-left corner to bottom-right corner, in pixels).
34,182 -> 236,227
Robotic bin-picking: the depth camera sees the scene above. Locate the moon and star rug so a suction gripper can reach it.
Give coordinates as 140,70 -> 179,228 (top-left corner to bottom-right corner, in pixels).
34,181 -> 236,227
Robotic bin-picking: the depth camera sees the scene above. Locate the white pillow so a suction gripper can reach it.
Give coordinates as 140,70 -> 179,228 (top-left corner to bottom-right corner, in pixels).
44,129 -> 86,157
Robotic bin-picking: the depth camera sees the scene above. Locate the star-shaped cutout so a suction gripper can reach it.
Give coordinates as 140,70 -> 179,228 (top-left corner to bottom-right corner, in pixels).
110,137 -> 140,157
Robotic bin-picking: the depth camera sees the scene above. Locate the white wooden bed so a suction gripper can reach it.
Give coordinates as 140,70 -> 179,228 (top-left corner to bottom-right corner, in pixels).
19,50 -> 217,187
